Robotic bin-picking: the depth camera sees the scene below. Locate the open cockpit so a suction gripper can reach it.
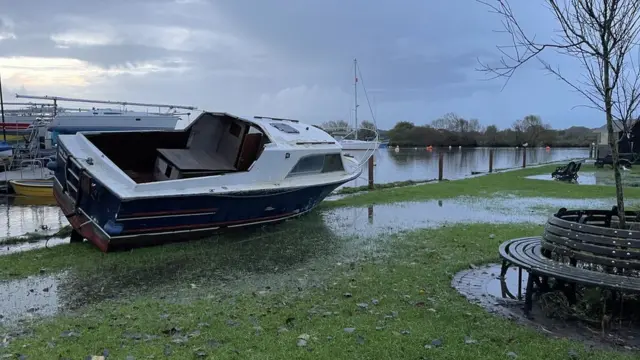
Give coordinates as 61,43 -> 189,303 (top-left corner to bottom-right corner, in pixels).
84,113 -> 270,183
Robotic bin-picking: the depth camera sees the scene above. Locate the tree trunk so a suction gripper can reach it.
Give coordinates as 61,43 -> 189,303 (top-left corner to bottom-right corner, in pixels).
604,56 -> 626,228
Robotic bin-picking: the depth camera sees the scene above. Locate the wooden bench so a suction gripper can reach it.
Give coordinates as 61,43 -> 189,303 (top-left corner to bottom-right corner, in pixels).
499,207 -> 640,315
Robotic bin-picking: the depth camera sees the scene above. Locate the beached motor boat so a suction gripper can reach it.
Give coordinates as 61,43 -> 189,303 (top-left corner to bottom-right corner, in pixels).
9,179 -> 54,197
49,112 -> 363,252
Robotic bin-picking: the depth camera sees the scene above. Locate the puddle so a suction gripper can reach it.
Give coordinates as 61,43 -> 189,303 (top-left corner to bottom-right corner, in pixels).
453,264 -> 640,351
485,266 -> 529,299
526,172 -> 640,186
0,197 -> 67,240
0,274 -> 62,324
323,196 -> 628,237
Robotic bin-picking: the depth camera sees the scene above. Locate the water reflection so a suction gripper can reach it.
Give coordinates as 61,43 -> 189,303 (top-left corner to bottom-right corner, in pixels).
324,196 -> 633,238
0,197 -> 67,240
0,273 -> 62,323
344,147 -> 590,187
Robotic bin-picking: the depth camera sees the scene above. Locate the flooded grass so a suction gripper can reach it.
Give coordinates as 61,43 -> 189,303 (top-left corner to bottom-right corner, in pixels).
323,164 -> 640,209
526,168 -> 640,187
335,178 -> 437,195
1,224 -> 633,360
1,164 -> 639,358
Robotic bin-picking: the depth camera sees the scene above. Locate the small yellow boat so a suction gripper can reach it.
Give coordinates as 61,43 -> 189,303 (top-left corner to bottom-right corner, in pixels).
9,179 -> 54,197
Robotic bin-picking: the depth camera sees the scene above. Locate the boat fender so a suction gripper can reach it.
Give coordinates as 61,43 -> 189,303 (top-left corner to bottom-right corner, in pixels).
103,220 -> 124,236
46,161 -> 58,171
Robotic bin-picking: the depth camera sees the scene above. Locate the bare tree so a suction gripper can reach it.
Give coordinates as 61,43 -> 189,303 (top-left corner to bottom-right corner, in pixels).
478,0 -> 640,227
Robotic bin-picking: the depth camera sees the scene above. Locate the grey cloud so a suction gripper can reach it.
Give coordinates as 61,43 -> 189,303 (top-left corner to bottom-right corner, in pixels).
2,0 -> 594,128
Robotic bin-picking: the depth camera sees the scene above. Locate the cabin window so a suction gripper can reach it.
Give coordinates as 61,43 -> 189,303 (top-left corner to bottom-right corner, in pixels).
287,154 -> 344,177
270,122 -> 299,134
322,153 -> 344,172
229,122 -> 242,137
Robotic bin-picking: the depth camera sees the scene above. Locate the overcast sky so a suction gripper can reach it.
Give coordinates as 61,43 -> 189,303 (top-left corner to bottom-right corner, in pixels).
0,0 -> 605,130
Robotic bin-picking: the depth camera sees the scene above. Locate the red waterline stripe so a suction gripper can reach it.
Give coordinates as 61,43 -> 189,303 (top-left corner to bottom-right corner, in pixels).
118,208 -> 219,218
121,211 -> 297,234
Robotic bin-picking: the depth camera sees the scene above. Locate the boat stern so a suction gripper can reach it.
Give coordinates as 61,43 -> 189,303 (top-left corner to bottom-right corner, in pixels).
53,179 -> 112,252
51,141 -> 124,252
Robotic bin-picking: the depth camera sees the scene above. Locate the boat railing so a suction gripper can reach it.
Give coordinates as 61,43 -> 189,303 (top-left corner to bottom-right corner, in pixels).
19,158 -> 48,179
1,161 -> 7,189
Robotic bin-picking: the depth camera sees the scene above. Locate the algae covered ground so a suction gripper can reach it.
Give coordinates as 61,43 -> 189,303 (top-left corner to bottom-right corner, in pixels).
0,164 -> 637,359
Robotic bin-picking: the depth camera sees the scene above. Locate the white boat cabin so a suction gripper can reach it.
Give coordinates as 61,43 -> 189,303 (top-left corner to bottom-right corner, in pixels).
60,112 -> 357,198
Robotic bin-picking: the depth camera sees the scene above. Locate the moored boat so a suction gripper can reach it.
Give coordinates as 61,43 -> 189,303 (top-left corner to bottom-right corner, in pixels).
340,139 -> 380,151
0,141 -> 12,158
49,112 -> 363,252
9,179 -> 54,197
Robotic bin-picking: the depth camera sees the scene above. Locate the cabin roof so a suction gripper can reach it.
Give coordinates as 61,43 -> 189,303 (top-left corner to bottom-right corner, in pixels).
186,112 -> 339,148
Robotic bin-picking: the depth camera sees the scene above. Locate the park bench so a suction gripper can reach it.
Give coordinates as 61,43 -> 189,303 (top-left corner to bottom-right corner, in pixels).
594,154 -> 634,168
499,207 -> 640,315
551,161 -> 581,181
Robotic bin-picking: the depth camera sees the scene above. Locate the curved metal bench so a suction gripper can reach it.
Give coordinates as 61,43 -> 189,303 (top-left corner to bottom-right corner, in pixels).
499,207 -> 640,315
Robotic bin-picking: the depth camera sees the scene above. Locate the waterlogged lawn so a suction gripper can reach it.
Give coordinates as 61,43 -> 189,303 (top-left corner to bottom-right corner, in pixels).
0,163 -> 638,359
324,163 -> 640,208
3,224 -> 634,360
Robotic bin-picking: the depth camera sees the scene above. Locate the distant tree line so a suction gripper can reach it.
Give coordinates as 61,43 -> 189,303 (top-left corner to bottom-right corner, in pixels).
321,113 -> 597,147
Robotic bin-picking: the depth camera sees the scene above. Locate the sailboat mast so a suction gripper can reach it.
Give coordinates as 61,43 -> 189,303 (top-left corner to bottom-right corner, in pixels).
0,75 -> 6,142
354,58 -> 358,140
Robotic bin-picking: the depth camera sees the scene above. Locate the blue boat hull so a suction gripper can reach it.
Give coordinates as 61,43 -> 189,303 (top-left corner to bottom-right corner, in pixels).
54,172 -> 345,252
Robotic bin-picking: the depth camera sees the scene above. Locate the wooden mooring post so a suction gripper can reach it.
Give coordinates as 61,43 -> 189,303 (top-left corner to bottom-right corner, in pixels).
368,155 -> 374,190
438,152 -> 444,181
489,149 -> 494,173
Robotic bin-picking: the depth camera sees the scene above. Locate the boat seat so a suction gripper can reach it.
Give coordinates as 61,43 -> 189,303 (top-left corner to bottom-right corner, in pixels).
156,148 -> 237,180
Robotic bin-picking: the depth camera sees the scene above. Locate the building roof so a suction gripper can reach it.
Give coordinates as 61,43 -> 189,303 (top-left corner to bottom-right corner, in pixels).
593,119 -> 638,132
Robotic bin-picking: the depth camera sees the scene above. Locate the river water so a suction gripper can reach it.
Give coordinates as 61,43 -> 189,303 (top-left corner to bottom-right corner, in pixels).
343,146 -> 590,187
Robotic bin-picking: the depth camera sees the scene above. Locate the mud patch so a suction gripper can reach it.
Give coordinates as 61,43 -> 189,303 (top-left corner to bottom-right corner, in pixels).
453,264 -> 640,351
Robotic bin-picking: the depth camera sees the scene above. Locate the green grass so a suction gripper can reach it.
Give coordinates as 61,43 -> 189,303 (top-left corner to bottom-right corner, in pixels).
2,224 -> 632,359
324,164 -> 639,208
335,179 -> 436,195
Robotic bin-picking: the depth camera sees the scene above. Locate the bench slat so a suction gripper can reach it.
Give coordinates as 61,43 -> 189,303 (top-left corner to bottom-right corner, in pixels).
499,237 -> 640,292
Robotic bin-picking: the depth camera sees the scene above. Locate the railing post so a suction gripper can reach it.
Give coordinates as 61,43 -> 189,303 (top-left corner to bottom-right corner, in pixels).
438,152 -> 444,181
489,149 -> 494,173
368,155 -> 374,190
522,149 -> 527,168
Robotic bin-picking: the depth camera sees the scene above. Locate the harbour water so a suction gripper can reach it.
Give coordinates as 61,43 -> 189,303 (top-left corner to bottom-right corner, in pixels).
343,146 -> 590,187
